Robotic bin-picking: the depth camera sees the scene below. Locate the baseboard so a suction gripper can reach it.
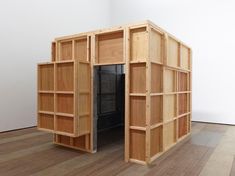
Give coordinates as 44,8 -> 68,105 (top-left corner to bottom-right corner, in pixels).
192,120 -> 235,126
0,126 -> 36,134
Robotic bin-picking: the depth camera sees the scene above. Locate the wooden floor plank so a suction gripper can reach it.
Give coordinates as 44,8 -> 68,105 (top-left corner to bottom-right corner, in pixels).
0,123 -> 233,176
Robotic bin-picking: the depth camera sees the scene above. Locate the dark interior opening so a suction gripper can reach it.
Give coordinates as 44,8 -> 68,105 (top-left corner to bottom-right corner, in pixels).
95,64 -> 125,149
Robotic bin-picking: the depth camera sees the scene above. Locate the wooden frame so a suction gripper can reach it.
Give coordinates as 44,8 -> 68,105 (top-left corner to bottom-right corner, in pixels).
37,20 -> 192,165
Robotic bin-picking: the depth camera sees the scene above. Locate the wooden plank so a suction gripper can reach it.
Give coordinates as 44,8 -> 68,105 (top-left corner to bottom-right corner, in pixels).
124,27 -> 130,162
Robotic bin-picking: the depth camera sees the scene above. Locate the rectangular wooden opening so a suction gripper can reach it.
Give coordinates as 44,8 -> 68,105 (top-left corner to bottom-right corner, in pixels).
94,64 -> 125,150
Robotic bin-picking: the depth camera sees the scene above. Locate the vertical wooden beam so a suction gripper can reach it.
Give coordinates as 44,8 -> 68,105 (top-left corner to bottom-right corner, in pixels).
146,25 -> 151,164
74,60 -> 78,136
54,63 -> 57,132
124,27 -> 130,162
189,49 -> 193,132
37,65 -> 40,128
90,34 -> 96,153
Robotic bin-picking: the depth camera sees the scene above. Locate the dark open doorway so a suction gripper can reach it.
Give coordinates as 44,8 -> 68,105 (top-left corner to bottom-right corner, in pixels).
93,64 -> 125,150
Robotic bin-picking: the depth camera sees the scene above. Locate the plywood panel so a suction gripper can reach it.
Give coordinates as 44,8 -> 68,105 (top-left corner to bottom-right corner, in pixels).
151,63 -> 162,93
56,116 -> 74,134
130,96 -> 146,127
130,27 -> 148,61
55,134 -> 89,150
150,126 -> 162,157
163,95 -> 176,121
38,64 -> 54,91
79,116 -> 90,135
167,37 -> 179,67
130,63 -> 146,93
96,31 -> 123,64
79,94 -> 90,115
181,45 -> 190,70
178,72 -> 188,91
150,29 -> 163,63
73,134 -> 87,148
130,130 -> 146,161
178,115 -> 188,138
39,93 -> 54,112
57,134 -> 71,145
164,69 -> 175,92
163,121 -> 176,149
79,63 -> 90,92
151,96 -> 162,125
56,63 -> 74,91
178,93 -> 188,115
75,38 -> 87,62
38,113 -> 54,130
60,41 -> 72,60
56,94 -> 74,114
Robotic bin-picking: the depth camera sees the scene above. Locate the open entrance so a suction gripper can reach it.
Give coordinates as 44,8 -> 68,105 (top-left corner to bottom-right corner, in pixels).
93,64 -> 125,151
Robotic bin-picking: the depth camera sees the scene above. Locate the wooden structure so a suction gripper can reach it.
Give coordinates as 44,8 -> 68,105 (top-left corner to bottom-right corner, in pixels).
37,20 -> 192,165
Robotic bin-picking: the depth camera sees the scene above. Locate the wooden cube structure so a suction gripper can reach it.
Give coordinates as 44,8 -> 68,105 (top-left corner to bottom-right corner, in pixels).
37,20 -> 192,165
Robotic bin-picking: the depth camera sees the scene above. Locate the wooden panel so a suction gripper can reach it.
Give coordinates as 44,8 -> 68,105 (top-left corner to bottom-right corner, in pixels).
79,94 -> 89,115
38,64 -> 54,91
151,96 -> 162,125
178,93 -> 188,115
130,63 -> 146,93
163,121 -> 176,149
79,63 -> 90,92
178,72 -> 188,91
57,134 -> 71,145
151,63 -> 162,93
96,31 -> 123,64
39,93 -> 54,112
150,29 -> 163,63
130,130 -> 146,161
163,95 -> 176,121
79,116 -> 90,135
38,113 -> 54,130
167,37 -> 179,67
164,69 -> 175,92
75,38 -> 87,62
56,94 -> 74,114
73,134 -> 87,148
60,41 -> 72,60
130,27 -> 148,61
56,116 -> 74,134
130,96 -> 146,127
55,134 -> 89,150
150,126 -> 162,157
178,115 -> 188,138
56,63 -> 74,91
181,45 -> 190,70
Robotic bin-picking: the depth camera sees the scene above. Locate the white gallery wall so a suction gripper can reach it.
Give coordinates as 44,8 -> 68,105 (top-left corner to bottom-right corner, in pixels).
0,0 -> 110,132
110,0 -> 235,125
1,0 -> 235,132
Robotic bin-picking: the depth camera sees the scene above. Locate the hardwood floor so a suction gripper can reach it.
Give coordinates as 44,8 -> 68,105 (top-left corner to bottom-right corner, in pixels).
0,122 -> 235,176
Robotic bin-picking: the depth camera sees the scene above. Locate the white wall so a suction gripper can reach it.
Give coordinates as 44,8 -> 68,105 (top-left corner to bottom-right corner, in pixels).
0,0 -> 110,132
110,0 -> 235,124
1,0 -> 235,132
